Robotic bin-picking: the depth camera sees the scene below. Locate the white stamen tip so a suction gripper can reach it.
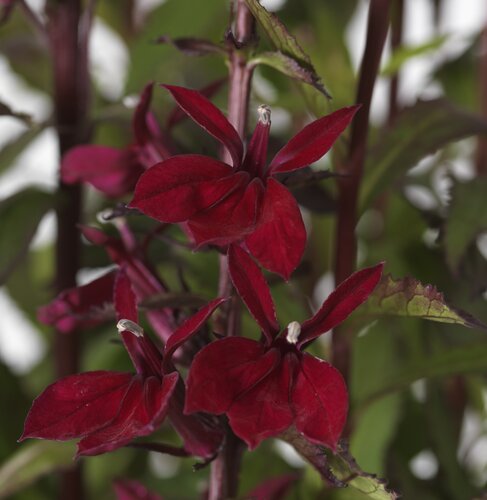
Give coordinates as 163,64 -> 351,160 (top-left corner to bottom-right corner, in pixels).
286,321 -> 301,344
117,319 -> 144,337
258,104 -> 271,125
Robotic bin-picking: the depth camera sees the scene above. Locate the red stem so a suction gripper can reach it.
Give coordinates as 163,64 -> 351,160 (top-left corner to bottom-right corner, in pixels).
332,0 -> 390,384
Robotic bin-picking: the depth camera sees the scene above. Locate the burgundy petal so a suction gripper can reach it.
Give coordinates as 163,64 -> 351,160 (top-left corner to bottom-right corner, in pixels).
37,271 -> 116,334
228,244 -> 279,343
162,84 -> 243,167
114,479 -> 164,500
246,474 -> 300,500
187,177 -> 264,247
268,105 -> 360,174
185,337 -> 279,415
61,145 -> 143,197
20,371 -> 132,441
129,155 -> 236,222
227,353 -> 295,449
245,178 -> 306,280
291,353 -> 347,450
242,109 -> 270,178
132,82 -> 155,146
299,262 -> 383,346
77,372 -> 178,456
163,298 -> 226,370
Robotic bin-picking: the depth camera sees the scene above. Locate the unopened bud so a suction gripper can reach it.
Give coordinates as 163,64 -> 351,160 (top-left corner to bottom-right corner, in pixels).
117,319 -> 144,337
286,321 -> 301,344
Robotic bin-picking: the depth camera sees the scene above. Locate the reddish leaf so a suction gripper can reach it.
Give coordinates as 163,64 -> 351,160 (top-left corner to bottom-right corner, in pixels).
114,479 -> 164,500
268,106 -> 359,174
299,262 -> 383,345
130,155 -> 236,222
245,178 -> 306,279
162,85 -> 243,167
20,371 -> 132,441
185,338 -> 279,415
228,244 -> 279,342
292,354 -> 347,450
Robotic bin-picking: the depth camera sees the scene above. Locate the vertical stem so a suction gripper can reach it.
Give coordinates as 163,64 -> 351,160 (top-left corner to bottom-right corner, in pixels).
332,0 -> 390,385
388,0 -> 404,126
209,2 -> 255,499
476,20 -> 487,175
47,1 -> 91,498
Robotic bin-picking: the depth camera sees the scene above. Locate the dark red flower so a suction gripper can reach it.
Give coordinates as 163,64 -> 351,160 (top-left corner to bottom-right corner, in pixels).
21,270 -> 224,458
185,245 -> 383,450
114,479 -> 164,500
130,85 -> 358,279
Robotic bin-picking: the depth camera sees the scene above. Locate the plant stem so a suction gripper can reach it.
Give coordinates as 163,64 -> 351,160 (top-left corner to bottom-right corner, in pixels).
47,1 -> 91,498
388,0 -> 404,126
332,0 -> 390,385
209,2 -> 255,498
476,20 -> 487,175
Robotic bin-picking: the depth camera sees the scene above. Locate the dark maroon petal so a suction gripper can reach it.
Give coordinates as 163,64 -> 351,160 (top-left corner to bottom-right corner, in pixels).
162,84 -> 243,167
245,178 -> 306,280
242,107 -> 270,178
132,82 -> 155,146
163,298 -> 226,370
114,480 -> 164,500
77,372 -> 178,456
185,338 -> 279,415
187,177 -> 264,247
246,474 -> 300,500
291,353 -> 347,450
268,105 -> 360,175
61,145 -> 143,197
228,244 -> 279,343
37,271 -> 116,334
299,262 -> 384,346
227,353 -> 295,449
20,371 -> 132,441
129,155 -> 236,222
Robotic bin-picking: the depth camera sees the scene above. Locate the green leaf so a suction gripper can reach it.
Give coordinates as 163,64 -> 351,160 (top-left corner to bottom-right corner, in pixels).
0,441 -> 76,499
0,188 -> 54,285
381,35 -> 448,77
244,0 -> 330,97
363,274 -> 486,329
360,99 -> 487,210
444,177 -> 487,272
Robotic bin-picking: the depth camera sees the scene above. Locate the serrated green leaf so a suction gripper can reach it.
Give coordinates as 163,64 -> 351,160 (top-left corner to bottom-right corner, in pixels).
0,187 -> 54,285
363,275 -> 486,329
360,99 -> 487,210
0,441 -> 75,499
444,177 -> 487,272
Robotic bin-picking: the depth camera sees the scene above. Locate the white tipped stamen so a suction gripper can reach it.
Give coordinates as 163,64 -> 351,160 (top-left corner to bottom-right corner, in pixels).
117,319 -> 144,338
286,321 -> 301,344
258,104 -> 271,125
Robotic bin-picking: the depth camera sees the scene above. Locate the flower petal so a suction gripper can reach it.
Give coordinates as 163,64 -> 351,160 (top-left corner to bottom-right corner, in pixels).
245,178 -> 306,280
228,244 -> 279,343
299,262 -> 384,346
129,155 -> 236,222
291,353 -> 347,450
20,371 -> 132,441
187,177 -> 264,247
268,106 -> 360,174
77,372 -> 178,456
132,82 -> 155,146
242,111 -> 270,178
163,84 -> 243,168
114,480 -> 164,500
185,337 -> 279,415
227,353 -> 295,449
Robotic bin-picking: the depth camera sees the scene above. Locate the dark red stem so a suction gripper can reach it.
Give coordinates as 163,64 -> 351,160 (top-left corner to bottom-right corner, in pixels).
47,1 -> 91,498
333,0 -> 390,385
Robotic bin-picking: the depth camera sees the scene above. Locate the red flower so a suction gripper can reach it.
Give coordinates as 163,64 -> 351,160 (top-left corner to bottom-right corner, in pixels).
185,245 -> 383,450
130,85 -> 358,279
21,270 -> 224,458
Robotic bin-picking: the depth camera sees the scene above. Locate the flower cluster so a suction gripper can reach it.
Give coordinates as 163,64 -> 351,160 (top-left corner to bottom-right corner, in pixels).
22,84 -> 382,464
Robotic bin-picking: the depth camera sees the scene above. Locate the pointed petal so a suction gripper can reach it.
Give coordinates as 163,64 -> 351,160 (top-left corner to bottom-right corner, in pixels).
185,338 -> 279,415
20,371 -> 132,441
246,474 -> 300,500
129,155 -> 236,222
228,244 -> 279,343
242,108 -> 270,178
114,480 -> 164,500
227,353 -> 295,449
37,271 -> 116,334
163,298 -> 226,369
292,353 -> 347,450
187,177 -> 264,247
162,84 -> 243,167
77,372 -> 178,456
132,82 -> 155,146
299,262 -> 384,345
268,106 -> 360,174
246,179 -> 306,280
